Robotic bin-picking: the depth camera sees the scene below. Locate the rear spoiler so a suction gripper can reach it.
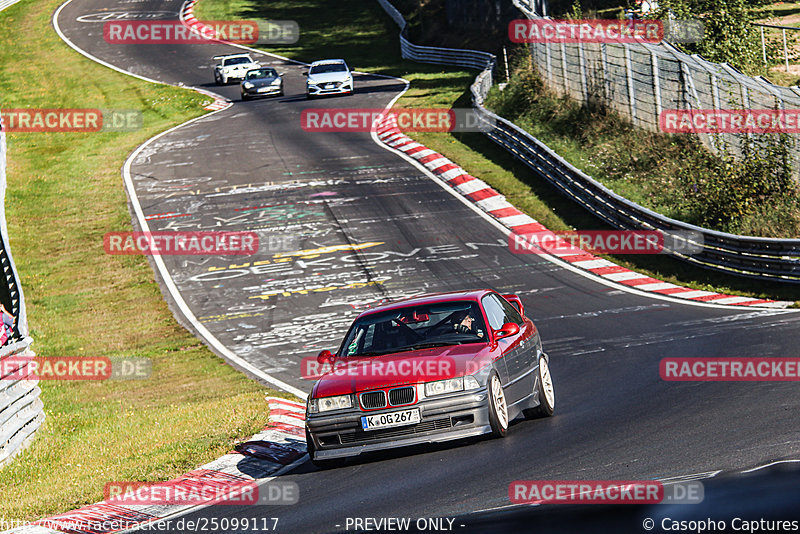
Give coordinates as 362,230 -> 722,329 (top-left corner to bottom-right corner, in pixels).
502,294 -> 524,317
212,54 -> 249,60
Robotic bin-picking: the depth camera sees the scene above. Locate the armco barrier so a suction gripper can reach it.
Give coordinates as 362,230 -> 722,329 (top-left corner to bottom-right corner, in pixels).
1,114 -> 39,467
0,337 -> 42,469
376,0 -> 800,284
0,0 -> 22,13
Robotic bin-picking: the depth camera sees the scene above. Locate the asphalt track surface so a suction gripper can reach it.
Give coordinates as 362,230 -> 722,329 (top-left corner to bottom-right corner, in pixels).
55,1 -> 800,532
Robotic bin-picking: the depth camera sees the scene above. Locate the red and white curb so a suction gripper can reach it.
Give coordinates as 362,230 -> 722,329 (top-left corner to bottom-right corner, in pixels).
180,0 -> 220,47
2,397 -> 306,534
191,86 -> 230,111
374,115 -> 790,309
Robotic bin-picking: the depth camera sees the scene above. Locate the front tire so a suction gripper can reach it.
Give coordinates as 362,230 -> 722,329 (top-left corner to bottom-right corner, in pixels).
306,429 -> 346,469
524,355 -> 555,419
487,372 -> 509,438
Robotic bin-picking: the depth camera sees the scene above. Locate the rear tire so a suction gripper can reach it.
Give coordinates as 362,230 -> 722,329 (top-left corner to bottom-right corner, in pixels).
306,429 -> 346,469
524,355 -> 555,419
487,372 -> 509,438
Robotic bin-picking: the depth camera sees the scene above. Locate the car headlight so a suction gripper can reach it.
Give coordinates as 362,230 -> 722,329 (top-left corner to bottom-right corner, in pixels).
425,377 -> 464,396
424,376 -> 481,396
271,78 -> 281,85
308,395 -> 352,413
243,82 -> 254,89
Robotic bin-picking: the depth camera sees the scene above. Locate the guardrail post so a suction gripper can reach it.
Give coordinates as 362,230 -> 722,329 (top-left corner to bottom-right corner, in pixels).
578,42 -> 588,101
624,44 -> 637,124
760,26 -> 767,66
783,28 -> 790,72
560,42 -> 569,94
651,50 -> 662,121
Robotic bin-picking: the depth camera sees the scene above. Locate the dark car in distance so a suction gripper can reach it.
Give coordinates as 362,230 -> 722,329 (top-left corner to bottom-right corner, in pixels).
241,67 -> 284,100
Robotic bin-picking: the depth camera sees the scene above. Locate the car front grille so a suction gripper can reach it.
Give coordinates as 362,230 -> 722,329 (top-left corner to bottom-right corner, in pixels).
388,386 -> 415,406
339,417 -> 453,443
359,391 -> 386,410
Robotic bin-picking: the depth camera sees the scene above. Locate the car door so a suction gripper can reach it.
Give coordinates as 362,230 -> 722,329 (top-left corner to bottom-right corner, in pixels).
497,295 -> 537,403
483,294 -> 533,403
480,294 -> 515,394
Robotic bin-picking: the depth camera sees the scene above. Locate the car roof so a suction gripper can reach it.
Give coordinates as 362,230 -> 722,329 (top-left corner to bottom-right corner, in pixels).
355,290 -> 493,319
213,54 -> 252,60
310,59 -> 347,66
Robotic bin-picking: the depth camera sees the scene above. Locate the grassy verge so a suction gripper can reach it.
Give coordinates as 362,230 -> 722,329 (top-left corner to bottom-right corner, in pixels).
196,0 -> 800,304
0,0 -> 282,522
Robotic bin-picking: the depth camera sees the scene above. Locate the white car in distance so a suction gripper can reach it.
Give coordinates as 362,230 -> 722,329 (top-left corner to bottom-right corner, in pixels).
214,54 -> 260,85
305,59 -> 354,99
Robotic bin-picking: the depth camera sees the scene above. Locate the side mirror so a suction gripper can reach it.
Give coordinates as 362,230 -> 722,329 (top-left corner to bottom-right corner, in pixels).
494,322 -> 520,340
302,70 -> 309,76
317,350 -> 335,365
279,72 -> 286,76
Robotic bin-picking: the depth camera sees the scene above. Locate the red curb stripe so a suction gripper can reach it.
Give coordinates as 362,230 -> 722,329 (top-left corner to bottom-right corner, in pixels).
653,287 -> 696,295
620,277 -> 663,287
418,153 -> 444,164
689,294 -> 739,302
448,174 -> 475,187
739,299 -> 772,306
490,207 -> 522,218
403,145 -> 428,156
509,222 -> 547,234
562,253 -> 600,263
431,162 -> 461,175
591,266 -> 631,276
466,188 -> 501,202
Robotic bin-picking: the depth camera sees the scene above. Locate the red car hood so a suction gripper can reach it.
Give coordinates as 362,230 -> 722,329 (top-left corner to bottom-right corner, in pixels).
312,343 -> 496,398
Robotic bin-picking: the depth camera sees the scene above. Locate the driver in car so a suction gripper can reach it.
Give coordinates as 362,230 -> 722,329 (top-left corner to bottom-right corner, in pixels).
454,310 -> 484,338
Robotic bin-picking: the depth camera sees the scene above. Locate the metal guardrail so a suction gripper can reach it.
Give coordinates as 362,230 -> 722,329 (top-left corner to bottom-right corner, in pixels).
0,337 -> 43,468
376,0 -> 800,283
1,114 -> 38,468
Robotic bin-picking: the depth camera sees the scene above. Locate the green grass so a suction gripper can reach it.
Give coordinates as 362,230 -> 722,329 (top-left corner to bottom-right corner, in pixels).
0,0 -> 288,522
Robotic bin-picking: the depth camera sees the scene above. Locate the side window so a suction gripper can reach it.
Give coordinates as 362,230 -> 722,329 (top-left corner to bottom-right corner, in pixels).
499,296 -> 523,325
481,295 -> 506,330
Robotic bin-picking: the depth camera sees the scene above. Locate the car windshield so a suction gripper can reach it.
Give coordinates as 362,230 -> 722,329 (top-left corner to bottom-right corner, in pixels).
309,63 -> 347,74
339,301 -> 487,357
223,57 -> 251,66
246,69 -> 277,80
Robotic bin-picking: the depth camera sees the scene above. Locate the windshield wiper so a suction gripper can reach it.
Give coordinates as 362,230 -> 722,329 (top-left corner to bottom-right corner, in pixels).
408,341 -> 463,350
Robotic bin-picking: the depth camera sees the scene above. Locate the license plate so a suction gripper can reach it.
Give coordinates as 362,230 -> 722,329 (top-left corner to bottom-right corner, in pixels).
258,87 -> 270,93
325,83 -> 334,88
361,408 -> 421,431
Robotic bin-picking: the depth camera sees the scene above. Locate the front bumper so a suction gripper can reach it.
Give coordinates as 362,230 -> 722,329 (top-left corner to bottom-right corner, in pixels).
243,84 -> 282,97
306,389 -> 491,459
307,82 -> 352,96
